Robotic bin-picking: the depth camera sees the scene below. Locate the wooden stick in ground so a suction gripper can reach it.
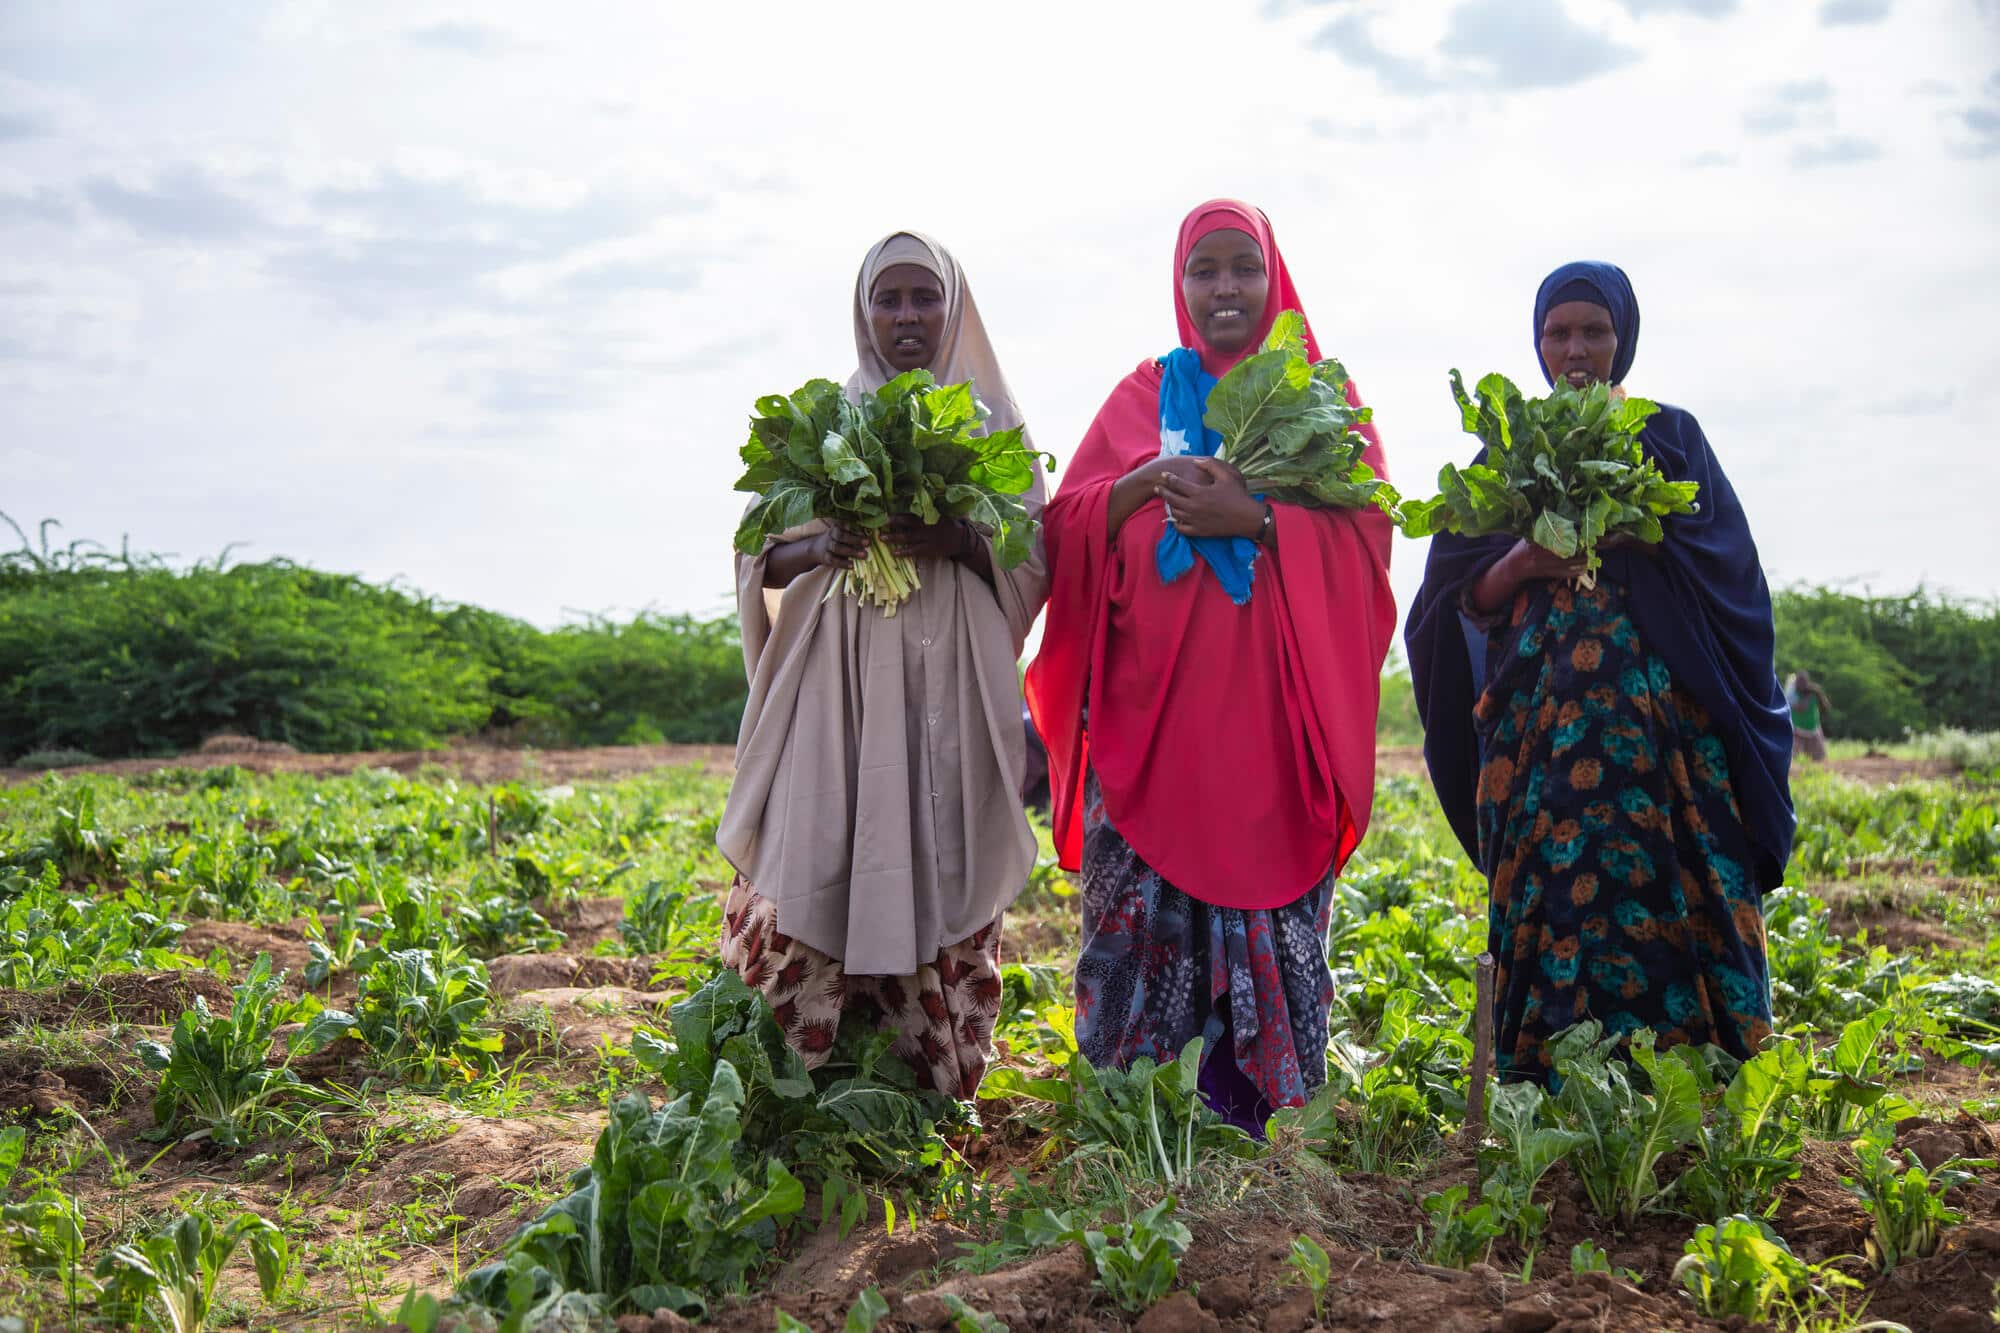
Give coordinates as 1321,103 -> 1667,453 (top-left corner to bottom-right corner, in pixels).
1464,951 -> 1496,1143
487,795 -> 499,859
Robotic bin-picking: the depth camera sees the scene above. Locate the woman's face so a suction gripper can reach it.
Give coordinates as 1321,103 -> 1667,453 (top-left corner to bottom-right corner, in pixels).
1181,227 -> 1269,355
870,263 -> 947,372
1539,300 -> 1618,388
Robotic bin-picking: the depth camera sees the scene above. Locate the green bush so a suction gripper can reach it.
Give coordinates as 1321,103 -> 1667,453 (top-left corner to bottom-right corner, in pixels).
507,614 -> 747,747
0,518 -> 749,762
1377,661 -> 1423,746
1773,585 -> 2000,741
0,560 -> 492,759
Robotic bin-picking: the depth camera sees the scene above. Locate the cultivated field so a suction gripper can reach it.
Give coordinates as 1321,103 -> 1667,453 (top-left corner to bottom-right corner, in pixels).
1,748 -> 1995,1332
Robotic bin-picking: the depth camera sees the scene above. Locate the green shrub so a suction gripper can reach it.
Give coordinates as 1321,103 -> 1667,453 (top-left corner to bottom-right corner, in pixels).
0,518 -> 750,761
1774,585 -> 2000,740
9,748 -> 100,771
510,613 -> 746,746
0,559 -> 491,759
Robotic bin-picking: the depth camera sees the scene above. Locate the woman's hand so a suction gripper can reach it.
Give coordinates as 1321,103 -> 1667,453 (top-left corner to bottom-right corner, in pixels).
1467,538 -> 1586,614
1510,538 -> 1589,582
885,514 -> 969,562
1157,458 -> 1267,541
809,523 -> 870,568
1108,455 -> 1206,538
1132,455 -> 1209,489
886,513 -> 998,587
762,522 -> 868,588
1596,531 -> 1662,559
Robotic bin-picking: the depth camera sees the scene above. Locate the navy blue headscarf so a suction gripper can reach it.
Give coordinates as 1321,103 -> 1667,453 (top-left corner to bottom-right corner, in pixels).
1533,261 -> 1640,386
1404,263 -> 1796,889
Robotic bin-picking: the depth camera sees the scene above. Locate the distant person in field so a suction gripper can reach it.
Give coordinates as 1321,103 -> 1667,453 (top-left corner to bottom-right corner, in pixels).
1785,670 -> 1832,763
1028,200 -> 1396,1133
1406,261 -> 1796,1085
716,232 -> 1048,1097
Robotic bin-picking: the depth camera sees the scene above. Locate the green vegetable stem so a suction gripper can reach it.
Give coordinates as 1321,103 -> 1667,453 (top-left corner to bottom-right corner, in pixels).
838,537 -> 922,618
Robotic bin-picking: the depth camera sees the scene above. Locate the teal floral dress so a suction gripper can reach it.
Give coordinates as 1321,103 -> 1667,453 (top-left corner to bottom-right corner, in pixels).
1474,578 -> 1773,1084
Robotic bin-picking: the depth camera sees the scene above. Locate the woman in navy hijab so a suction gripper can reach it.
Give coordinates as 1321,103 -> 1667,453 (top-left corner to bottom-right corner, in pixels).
1405,262 -> 1794,1084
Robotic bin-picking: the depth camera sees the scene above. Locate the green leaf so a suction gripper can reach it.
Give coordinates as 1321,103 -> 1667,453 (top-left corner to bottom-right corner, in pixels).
0,1126 -> 23,1192
1531,510 -> 1580,558
845,1285 -> 891,1332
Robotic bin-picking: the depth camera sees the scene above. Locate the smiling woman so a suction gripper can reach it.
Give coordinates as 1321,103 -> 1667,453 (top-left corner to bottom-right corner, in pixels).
1179,228 -> 1271,358
1028,200 -> 1397,1133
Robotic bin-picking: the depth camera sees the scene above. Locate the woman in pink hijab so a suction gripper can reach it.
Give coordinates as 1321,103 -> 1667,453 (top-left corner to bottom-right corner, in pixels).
1027,201 -> 1396,1129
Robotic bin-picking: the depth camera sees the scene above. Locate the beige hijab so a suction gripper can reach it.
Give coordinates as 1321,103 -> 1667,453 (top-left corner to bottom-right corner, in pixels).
846,232 -> 1034,448
717,232 -> 1049,976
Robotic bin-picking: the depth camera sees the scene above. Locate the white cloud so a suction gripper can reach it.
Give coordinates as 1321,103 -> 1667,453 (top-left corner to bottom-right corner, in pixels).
1860,388 -> 1955,416
1619,0 -> 1736,12
1310,14 -> 1449,94
1773,78 -> 1834,103
1439,0 -> 1639,89
404,21 -> 519,56
84,166 -> 269,241
1820,0 -> 1893,22
1788,135 -> 1884,167
1742,107 -> 1800,135
1957,104 -> 2000,156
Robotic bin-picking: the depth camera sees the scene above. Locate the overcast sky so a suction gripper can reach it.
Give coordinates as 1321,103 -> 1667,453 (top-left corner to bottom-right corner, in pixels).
3,1 -> 1997,641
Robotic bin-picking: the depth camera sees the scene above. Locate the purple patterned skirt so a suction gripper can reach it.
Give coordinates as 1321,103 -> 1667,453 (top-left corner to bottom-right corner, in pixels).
1075,767 -> 1335,1133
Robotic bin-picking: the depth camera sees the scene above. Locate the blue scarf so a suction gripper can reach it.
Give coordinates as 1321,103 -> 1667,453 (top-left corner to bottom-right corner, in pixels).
1154,348 -> 1260,605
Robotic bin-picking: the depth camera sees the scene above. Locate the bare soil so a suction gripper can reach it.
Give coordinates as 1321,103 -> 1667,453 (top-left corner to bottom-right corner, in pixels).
2,739 -> 735,787
13,739 -> 1954,794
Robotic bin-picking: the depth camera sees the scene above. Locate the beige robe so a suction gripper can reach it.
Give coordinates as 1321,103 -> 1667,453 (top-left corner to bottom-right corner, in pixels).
716,231 -> 1048,977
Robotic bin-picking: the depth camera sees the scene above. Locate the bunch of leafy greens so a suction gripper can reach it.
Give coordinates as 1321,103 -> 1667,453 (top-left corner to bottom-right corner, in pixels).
732,371 -> 1045,616
459,971 -> 966,1322
1399,370 -> 1699,586
1205,312 -> 1396,513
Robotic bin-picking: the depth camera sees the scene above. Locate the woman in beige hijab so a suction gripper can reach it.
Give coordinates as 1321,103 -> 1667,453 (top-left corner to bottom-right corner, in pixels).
716,232 -> 1048,1097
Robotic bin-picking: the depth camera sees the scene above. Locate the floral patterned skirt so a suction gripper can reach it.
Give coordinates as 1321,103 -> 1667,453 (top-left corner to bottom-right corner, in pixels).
1075,767 -> 1335,1131
718,876 -> 1004,1099
1475,580 -> 1773,1085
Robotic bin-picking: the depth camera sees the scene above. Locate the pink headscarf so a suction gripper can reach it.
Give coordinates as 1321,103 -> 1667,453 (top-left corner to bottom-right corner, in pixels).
1173,199 -> 1322,371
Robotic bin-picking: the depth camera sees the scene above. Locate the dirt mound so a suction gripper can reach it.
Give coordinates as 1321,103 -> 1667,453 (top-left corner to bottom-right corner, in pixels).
503,985 -> 680,1054
0,969 -> 232,1025
485,952 -> 649,995
771,1221 -> 979,1300
3,740 -> 734,787
0,1051 -> 126,1118
332,1112 -> 602,1222
1825,753 -> 1960,785
197,733 -> 299,755
543,896 -> 631,951
176,919 -> 316,980
1861,1228 -> 2000,1331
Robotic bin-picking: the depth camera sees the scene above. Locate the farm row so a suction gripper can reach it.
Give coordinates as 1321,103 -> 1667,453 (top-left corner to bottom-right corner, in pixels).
0,756 -> 1995,1330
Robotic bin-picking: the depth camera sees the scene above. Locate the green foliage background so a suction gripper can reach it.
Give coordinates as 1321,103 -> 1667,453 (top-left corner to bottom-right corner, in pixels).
1771,585 -> 2000,741
0,521 -> 746,762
